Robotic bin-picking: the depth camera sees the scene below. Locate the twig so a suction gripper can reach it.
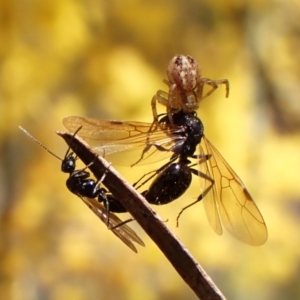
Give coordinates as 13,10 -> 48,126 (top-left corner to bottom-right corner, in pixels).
57,131 -> 226,300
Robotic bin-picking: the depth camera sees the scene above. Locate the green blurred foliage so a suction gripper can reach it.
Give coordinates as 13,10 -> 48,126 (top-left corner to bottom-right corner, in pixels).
1,0 -> 300,299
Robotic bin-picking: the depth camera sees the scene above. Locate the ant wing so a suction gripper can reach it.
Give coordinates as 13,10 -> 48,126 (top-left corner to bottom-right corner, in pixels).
80,195 -> 144,252
199,136 -> 268,246
63,116 -> 185,166
197,144 -> 223,236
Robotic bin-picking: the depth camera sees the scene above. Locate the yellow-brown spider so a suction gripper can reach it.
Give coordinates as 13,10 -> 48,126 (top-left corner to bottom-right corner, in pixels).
151,55 -> 230,124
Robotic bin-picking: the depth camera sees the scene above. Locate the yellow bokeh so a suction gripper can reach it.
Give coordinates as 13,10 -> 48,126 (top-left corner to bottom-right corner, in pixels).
1,1 -> 300,299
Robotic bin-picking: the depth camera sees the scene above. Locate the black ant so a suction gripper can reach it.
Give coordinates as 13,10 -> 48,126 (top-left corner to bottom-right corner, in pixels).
19,126 -> 144,253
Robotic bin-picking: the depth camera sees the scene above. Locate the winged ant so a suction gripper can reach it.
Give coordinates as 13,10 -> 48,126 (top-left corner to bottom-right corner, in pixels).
63,108 -> 268,246
19,126 -> 144,253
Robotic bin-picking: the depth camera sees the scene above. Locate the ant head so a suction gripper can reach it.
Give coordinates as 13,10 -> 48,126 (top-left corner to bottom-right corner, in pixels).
61,152 -> 76,174
61,126 -> 83,173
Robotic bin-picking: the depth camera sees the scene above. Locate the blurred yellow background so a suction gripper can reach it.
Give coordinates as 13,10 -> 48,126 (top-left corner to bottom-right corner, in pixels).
1,1 -> 300,299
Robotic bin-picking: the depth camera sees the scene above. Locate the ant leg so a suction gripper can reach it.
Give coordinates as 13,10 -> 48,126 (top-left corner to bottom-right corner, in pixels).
111,214 -> 170,230
96,182 -> 135,230
63,126 -> 83,159
131,137 -> 182,167
93,163 -> 115,226
93,163 -> 138,230
67,157 -> 96,180
133,156 -> 178,190
76,158 -> 94,172
176,168 -> 214,227
94,162 -> 111,190
188,154 -> 211,168
110,217 -> 135,230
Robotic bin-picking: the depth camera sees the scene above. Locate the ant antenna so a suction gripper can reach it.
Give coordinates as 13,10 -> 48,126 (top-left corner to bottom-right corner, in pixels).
19,126 -> 63,161
62,126 -> 82,159
18,126 -> 83,161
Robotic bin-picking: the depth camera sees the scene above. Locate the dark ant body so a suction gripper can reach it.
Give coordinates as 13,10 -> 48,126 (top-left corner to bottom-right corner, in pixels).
136,110 -> 212,218
62,145 -> 127,214
63,111 -> 209,220
19,126 -> 144,253
63,108 -> 267,246
77,110 -> 210,221
63,111 -> 207,218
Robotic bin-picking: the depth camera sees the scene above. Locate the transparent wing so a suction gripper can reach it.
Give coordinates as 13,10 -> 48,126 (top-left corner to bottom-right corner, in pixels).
200,136 -> 268,246
80,195 -> 145,252
63,116 -> 185,166
198,145 -> 223,235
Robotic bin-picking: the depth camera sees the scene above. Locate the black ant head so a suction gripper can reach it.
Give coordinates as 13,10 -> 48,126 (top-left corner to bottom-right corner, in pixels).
61,126 -> 83,174
61,152 -> 76,174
